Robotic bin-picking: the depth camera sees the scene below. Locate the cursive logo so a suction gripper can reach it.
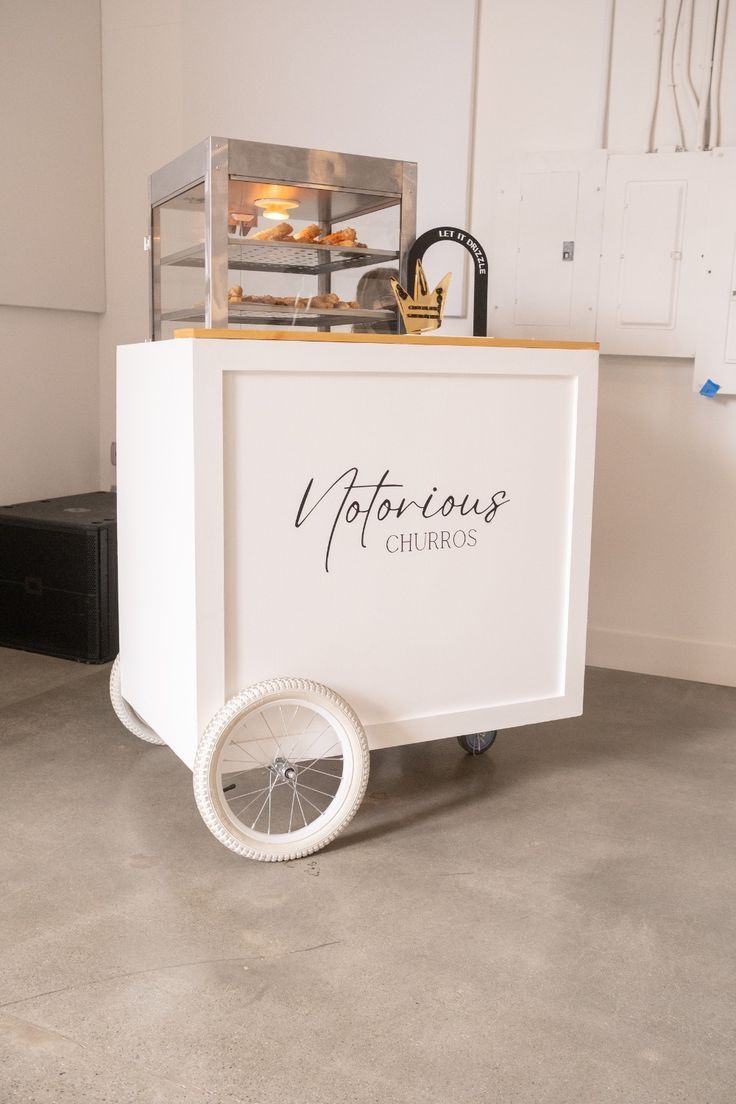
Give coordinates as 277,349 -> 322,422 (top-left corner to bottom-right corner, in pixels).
295,467 -> 510,572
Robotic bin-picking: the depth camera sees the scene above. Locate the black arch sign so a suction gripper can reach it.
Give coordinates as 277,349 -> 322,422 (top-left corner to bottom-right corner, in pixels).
406,226 -> 488,337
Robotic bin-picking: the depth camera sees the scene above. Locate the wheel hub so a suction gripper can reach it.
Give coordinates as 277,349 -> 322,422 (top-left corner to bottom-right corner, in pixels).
271,756 -> 297,782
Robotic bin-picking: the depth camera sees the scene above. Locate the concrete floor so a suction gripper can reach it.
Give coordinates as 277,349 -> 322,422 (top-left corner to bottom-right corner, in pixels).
0,649 -> 734,1103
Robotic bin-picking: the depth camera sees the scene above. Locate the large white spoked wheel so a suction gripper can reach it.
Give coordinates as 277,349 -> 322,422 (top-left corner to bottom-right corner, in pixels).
193,678 -> 370,862
109,656 -> 166,745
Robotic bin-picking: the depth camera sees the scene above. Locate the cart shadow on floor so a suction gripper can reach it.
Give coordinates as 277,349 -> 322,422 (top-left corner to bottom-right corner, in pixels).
327,666 -> 735,854
328,739 -> 501,852
329,716 -> 610,855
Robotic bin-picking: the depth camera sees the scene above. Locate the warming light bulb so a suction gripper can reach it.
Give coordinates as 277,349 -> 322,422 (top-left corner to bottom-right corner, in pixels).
255,197 -> 300,221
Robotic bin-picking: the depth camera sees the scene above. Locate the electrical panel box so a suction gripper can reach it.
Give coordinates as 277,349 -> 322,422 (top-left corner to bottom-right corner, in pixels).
694,150 -> 736,394
596,153 -> 709,357
490,152 -> 606,342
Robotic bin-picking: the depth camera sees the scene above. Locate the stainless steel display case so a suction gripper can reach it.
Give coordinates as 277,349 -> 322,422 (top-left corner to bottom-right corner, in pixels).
149,137 -> 417,340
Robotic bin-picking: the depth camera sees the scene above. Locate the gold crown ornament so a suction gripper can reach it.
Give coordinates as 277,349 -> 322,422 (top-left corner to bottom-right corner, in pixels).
390,261 -> 452,334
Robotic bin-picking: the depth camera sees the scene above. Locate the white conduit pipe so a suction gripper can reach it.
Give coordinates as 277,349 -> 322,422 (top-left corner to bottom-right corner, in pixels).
697,0 -> 721,149
707,0 -> 729,148
669,0 -> 687,148
598,0 -> 616,149
648,0 -> 668,152
683,0 -> 700,107
677,0 -> 701,148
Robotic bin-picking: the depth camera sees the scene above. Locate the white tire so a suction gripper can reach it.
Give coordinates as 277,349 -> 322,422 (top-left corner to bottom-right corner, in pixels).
109,656 -> 166,745
193,678 -> 370,862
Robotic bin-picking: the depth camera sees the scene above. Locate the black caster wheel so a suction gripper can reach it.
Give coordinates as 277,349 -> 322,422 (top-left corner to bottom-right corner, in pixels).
457,731 -> 497,756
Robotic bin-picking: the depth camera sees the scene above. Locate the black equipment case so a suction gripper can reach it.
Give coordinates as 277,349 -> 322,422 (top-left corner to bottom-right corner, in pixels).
0,492 -> 118,663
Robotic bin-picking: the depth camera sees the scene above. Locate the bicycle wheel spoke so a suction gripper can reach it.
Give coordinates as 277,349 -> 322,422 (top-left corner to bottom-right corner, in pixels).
300,765 -> 343,780
293,787 -> 329,817
261,709 -> 288,760
295,780 -> 340,800
292,784 -> 309,829
228,784 -> 272,816
288,778 -> 298,832
251,776 -> 277,830
220,763 -> 263,778
299,744 -> 341,772
299,723 -> 333,760
229,739 -> 270,766
238,719 -> 282,759
227,781 -> 271,802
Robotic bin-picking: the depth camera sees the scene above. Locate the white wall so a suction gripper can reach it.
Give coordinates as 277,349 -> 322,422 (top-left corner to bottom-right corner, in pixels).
0,307 -> 100,504
589,357 -> 736,686
474,0 -> 611,156
0,0 -> 104,504
97,0 -> 478,487
98,1 -> 185,484
473,0 -> 736,686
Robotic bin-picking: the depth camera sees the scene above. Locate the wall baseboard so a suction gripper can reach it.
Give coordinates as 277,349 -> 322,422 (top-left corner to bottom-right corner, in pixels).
587,627 -> 736,688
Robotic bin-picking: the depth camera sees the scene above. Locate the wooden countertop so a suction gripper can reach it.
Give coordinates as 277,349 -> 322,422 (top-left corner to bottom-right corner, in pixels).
173,328 -> 599,351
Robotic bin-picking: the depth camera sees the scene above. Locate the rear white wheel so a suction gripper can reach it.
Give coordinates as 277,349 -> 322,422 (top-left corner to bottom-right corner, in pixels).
109,656 -> 166,745
193,678 -> 369,862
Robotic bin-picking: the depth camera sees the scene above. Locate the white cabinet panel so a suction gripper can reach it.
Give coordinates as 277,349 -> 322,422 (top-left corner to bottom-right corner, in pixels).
118,334 -> 598,768
597,153 -> 708,357
694,150 -> 736,393
617,180 -> 685,326
514,170 -> 578,326
491,152 -> 606,342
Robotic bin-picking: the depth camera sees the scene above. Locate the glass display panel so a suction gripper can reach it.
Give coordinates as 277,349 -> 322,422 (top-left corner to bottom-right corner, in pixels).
153,183 -> 205,339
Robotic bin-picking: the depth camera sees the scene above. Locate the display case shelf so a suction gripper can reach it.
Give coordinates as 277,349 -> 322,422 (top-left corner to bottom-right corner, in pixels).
162,303 -> 396,329
161,236 -> 399,276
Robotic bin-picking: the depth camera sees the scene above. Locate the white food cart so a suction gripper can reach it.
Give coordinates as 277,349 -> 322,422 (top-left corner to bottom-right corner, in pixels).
112,330 -> 598,861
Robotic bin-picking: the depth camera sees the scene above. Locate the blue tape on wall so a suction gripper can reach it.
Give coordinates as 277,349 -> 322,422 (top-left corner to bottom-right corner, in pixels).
699,379 -> 721,397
